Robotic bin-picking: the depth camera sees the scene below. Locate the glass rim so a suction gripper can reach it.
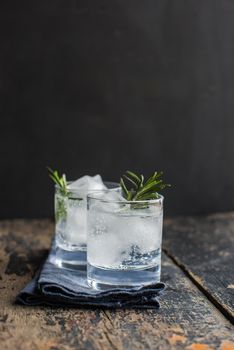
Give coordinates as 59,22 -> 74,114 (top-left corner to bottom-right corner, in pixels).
55,181 -> 120,192
87,190 -> 164,205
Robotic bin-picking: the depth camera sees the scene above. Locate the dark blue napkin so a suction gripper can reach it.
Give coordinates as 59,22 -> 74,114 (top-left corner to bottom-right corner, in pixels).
17,244 -> 165,309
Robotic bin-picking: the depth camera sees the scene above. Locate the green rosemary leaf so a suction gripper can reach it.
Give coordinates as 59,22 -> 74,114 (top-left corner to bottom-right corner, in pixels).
140,174 -> 144,187
47,167 -> 68,195
123,175 -> 138,189
137,193 -> 160,200
49,174 -> 58,185
126,171 -> 141,185
55,195 -> 67,223
48,167 -> 69,221
120,170 -> 170,201
134,180 -> 162,198
120,178 -> 129,199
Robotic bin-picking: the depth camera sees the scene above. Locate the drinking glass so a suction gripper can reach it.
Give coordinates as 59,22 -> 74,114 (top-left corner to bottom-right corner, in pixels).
54,182 -> 120,269
87,191 -> 163,289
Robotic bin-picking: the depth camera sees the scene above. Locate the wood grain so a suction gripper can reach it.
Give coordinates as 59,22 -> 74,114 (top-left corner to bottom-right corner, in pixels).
163,212 -> 234,324
0,219 -> 234,349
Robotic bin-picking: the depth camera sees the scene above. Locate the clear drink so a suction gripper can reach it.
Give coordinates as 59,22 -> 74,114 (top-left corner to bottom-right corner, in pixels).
54,182 -> 120,269
87,192 -> 163,289
55,190 -> 86,250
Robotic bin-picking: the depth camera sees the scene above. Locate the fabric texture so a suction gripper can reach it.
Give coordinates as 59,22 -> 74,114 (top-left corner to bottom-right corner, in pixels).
17,245 -> 165,309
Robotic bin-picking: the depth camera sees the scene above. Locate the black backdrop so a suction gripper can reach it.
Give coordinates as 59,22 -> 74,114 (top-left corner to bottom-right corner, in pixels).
1,1 -> 234,219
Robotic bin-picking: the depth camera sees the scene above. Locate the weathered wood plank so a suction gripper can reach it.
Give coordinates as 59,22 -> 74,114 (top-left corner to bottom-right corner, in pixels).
0,219 -> 234,350
163,212 -> 234,324
104,256 -> 234,350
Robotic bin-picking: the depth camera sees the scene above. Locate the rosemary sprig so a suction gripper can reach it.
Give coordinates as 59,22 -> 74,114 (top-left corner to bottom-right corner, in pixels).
120,170 -> 170,201
47,167 -> 68,195
47,167 -> 68,222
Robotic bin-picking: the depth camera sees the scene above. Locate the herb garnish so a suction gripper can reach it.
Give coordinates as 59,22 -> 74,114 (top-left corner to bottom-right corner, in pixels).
48,167 -> 68,222
47,167 -> 68,195
120,170 -> 170,201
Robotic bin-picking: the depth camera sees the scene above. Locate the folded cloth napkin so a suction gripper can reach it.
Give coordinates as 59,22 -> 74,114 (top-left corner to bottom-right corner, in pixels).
17,244 -> 165,309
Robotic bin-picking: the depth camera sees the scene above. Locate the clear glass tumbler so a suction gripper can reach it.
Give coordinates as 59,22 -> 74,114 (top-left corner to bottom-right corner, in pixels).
87,191 -> 164,289
54,182 -> 120,269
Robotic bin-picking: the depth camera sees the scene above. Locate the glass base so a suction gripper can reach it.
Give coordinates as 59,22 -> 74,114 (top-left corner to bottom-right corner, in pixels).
87,263 -> 161,290
52,246 -> 87,270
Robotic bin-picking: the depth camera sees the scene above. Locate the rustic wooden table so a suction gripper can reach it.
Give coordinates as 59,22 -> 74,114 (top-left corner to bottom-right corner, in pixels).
0,214 -> 234,350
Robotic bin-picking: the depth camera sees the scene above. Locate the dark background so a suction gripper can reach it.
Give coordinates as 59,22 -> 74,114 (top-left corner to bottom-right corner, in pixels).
1,1 -> 234,219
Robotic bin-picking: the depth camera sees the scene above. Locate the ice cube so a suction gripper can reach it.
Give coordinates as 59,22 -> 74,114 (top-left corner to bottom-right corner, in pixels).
66,200 -> 87,244
88,209 -> 162,268
68,174 -> 107,196
123,215 -> 163,252
55,197 -> 87,249
90,190 -> 127,212
100,190 -> 126,202
88,232 -> 122,267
